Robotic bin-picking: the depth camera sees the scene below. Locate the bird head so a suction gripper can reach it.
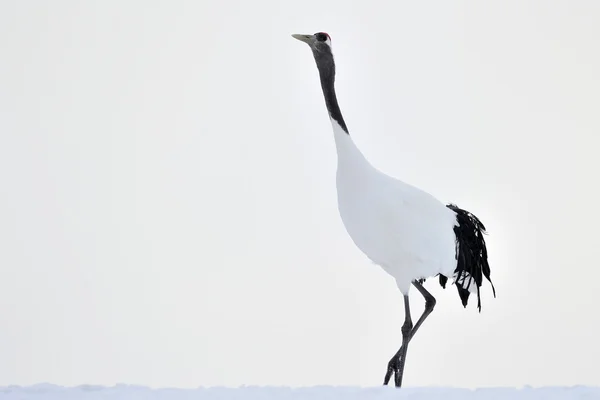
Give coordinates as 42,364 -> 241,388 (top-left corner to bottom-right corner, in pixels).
292,32 -> 335,79
291,32 -> 332,51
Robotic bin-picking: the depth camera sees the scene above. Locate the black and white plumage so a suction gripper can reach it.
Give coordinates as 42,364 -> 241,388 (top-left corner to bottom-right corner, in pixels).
292,32 -> 496,388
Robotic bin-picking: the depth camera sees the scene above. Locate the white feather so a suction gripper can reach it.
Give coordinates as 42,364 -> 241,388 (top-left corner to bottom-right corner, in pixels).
331,119 -> 459,294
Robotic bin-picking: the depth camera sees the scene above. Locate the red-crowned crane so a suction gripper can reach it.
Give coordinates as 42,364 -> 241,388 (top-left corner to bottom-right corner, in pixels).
292,32 -> 496,388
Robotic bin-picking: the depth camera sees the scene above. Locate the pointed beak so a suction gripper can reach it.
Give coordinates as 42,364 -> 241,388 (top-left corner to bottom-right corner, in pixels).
292,33 -> 315,45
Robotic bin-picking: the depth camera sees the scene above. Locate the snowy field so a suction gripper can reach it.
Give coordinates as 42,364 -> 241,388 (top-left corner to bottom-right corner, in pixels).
1,385 -> 599,400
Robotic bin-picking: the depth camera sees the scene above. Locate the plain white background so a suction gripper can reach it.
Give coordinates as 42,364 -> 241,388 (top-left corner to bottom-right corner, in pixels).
1,0 -> 599,389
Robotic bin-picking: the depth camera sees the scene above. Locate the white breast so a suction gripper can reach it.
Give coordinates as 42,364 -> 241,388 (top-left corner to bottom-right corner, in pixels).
331,120 -> 458,294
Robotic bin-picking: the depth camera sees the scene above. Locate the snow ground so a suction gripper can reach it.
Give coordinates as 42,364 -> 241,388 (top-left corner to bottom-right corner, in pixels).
1,385 -> 599,400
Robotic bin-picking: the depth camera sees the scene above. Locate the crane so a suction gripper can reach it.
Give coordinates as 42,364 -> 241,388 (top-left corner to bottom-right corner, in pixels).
291,31 -> 496,388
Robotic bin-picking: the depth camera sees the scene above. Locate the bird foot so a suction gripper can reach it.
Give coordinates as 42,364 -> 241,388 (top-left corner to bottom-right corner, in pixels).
383,355 -> 403,387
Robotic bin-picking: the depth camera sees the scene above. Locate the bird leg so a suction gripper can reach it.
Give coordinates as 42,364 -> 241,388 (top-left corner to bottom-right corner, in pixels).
410,280 -> 437,337
383,294 -> 412,387
383,280 -> 437,388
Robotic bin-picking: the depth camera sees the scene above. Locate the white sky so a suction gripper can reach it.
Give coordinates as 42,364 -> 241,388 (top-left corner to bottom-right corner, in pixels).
1,0 -> 599,390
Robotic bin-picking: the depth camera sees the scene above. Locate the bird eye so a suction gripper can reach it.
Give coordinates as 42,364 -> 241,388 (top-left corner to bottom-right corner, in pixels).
316,33 -> 328,42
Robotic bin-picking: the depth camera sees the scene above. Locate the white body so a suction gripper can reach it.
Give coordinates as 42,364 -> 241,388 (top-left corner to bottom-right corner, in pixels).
331,119 -> 460,294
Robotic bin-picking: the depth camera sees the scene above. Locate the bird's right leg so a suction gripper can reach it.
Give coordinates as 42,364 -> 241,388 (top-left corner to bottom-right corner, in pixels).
383,294 -> 413,387
409,280 -> 436,338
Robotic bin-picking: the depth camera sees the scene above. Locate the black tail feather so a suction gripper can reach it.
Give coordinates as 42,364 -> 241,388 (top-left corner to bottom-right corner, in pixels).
442,203 -> 496,312
438,274 -> 448,288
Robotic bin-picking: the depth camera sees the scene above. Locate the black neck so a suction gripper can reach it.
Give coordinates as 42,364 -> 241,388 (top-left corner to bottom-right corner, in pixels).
313,47 -> 349,134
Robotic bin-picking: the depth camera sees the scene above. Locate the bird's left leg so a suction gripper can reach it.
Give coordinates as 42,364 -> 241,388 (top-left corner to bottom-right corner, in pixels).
382,281 -> 436,388
383,294 -> 413,387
